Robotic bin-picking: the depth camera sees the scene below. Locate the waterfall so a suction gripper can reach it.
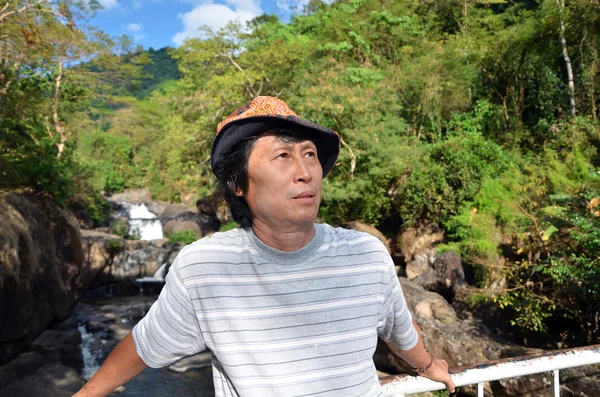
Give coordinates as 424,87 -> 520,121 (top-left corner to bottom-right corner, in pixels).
78,324 -> 102,380
122,203 -> 164,240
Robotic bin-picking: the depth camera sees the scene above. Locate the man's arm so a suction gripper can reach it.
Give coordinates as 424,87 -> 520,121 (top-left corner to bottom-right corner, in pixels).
73,332 -> 147,397
386,320 -> 456,393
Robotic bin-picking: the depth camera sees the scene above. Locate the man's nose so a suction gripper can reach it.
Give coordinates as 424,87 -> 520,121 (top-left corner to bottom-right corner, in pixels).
293,157 -> 312,183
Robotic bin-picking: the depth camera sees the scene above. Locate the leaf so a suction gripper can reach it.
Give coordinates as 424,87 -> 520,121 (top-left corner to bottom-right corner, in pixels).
548,194 -> 574,203
535,265 -> 545,272
542,225 -> 559,241
540,205 -> 566,216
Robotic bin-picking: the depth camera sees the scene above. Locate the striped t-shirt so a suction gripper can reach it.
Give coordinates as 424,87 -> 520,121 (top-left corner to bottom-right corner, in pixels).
132,223 -> 417,396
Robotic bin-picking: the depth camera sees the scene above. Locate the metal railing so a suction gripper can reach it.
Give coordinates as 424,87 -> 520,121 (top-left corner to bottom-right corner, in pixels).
380,344 -> 600,397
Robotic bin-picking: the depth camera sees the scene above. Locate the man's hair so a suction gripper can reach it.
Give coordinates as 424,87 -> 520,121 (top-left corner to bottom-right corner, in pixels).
214,128 -> 322,229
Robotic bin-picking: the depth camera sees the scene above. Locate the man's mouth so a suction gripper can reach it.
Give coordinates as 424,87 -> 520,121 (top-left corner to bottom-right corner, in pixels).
293,192 -> 315,199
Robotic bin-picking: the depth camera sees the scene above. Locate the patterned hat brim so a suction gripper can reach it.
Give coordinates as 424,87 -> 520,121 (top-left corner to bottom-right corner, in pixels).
211,115 -> 340,178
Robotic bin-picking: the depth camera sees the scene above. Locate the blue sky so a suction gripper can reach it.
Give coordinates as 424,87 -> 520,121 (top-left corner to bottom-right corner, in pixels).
91,0 -> 304,50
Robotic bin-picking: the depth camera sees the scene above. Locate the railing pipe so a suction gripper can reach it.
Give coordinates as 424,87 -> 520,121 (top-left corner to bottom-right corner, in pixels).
380,345 -> 600,397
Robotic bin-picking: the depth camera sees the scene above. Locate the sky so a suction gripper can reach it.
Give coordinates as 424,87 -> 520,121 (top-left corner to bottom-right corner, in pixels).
91,0 -> 308,50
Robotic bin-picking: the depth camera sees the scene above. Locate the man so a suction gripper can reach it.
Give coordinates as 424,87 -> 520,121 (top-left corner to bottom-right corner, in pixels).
74,96 -> 455,396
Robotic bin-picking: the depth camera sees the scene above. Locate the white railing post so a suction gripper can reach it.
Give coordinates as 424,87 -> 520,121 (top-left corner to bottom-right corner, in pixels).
552,369 -> 560,397
477,382 -> 484,397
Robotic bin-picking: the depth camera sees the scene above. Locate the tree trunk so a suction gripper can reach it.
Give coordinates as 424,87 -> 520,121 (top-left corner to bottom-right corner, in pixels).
52,58 -> 67,158
558,0 -> 577,117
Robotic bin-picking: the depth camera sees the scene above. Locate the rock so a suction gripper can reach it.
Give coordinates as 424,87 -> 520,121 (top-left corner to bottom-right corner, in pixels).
27,329 -> 83,370
79,230 -> 125,290
147,202 -> 190,218
0,352 -> 50,389
414,250 -> 465,300
163,218 -> 203,238
345,221 -> 392,254
0,362 -> 85,397
106,188 -> 152,204
162,211 -> 220,239
405,252 -> 433,280
79,230 -> 181,288
112,240 -> 174,279
396,226 -> 444,279
0,194 -> 82,365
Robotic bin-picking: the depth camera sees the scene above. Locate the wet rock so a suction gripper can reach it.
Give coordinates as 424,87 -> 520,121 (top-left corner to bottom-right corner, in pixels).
0,352 -> 49,389
27,329 -> 83,370
0,362 -> 85,397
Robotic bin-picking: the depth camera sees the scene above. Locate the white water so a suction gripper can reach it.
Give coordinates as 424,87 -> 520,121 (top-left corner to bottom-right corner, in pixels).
136,262 -> 168,284
126,203 -> 163,240
78,324 -> 101,380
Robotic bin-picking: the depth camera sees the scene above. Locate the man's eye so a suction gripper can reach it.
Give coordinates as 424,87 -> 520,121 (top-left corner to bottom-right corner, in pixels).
278,153 -> 288,158
306,151 -> 316,157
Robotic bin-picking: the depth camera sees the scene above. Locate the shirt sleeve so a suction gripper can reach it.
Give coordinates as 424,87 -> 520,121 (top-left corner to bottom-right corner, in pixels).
377,255 -> 418,351
132,259 -> 205,368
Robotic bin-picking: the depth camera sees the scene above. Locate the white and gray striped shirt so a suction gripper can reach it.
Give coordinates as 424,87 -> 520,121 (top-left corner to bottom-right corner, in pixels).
132,223 -> 417,396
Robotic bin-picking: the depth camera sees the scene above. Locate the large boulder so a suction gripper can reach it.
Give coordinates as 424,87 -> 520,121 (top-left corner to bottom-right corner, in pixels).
0,194 -> 82,365
413,250 -> 465,300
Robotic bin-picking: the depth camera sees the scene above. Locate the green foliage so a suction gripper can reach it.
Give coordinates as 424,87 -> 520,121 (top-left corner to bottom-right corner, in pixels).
166,230 -> 198,245
106,238 -> 125,256
110,219 -> 129,238
394,134 -> 511,226
220,221 -> 239,232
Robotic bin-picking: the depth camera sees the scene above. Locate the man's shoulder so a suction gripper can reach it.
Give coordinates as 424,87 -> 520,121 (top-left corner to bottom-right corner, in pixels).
175,227 -> 248,263
319,223 -> 389,254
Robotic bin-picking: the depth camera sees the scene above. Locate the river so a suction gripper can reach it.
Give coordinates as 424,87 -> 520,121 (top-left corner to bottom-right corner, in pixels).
77,295 -> 215,396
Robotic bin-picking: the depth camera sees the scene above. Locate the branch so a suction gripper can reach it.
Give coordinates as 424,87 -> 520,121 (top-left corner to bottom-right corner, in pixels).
516,203 -> 552,259
339,137 -> 356,180
52,58 -> 68,159
217,52 -> 258,97
1,2 -> 10,15
0,0 -> 49,22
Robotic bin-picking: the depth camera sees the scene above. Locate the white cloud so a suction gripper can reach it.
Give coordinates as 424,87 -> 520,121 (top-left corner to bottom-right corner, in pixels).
126,23 -> 144,32
172,0 -> 261,46
98,0 -> 119,10
134,34 -> 146,41
224,0 -> 261,14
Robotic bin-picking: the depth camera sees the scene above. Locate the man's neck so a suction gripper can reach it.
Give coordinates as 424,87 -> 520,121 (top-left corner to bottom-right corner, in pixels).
251,222 -> 316,251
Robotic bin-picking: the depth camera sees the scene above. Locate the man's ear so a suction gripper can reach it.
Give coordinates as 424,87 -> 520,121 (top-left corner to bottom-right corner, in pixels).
230,181 -> 243,197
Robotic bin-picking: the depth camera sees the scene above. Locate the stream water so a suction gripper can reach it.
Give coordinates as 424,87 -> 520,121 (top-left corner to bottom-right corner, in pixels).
77,296 -> 215,396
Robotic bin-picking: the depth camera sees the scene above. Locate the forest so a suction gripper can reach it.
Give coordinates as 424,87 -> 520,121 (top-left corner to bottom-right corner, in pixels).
1,0 -> 599,349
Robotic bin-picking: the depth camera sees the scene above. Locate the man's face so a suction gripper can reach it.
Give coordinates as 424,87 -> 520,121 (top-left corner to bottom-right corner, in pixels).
239,134 -> 323,231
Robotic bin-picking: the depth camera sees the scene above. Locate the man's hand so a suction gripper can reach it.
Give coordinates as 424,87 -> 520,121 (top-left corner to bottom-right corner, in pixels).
420,358 -> 455,393
386,320 -> 456,393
